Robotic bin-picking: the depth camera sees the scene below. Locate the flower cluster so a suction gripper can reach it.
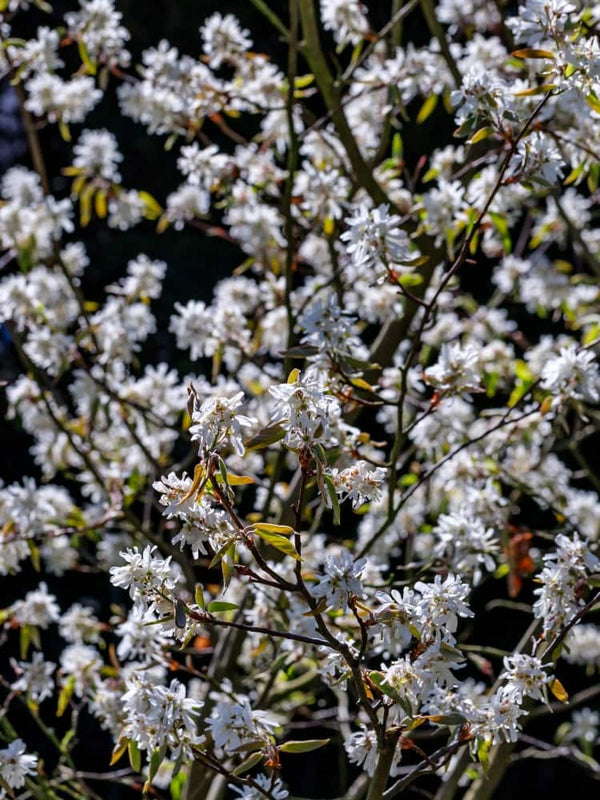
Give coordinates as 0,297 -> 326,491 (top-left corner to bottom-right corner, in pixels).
2,1 -> 600,799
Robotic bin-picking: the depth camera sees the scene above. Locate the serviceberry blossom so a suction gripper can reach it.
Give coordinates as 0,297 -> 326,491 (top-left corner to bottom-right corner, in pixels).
414,574 -> 474,638
312,549 -> 367,611
423,342 -> 482,395
345,726 -> 402,777
73,128 -> 123,182
508,0 -> 577,46
320,0 -> 370,47
327,462 -> 387,509
4,2 -> 600,797
565,708 -> 600,745
298,294 -> 364,360
533,534 -> 600,638
502,654 -> 550,702
109,545 -> 179,608
230,775 -> 289,800
269,371 -> 341,450
201,13 -> 252,68
341,204 -> 414,272
188,391 -> 255,458
563,624 -> 600,670
207,691 -> 280,754
541,345 -> 600,403
10,583 -> 60,629
11,653 -> 55,703
0,740 -> 38,791
432,506 -> 499,583
121,675 -> 202,757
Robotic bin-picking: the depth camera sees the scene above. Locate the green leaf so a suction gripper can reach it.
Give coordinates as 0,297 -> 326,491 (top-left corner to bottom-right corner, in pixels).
95,189 -> 107,219
79,184 -> 95,226
58,119 -> 71,142
110,738 -> 128,766
128,739 -> 141,773
254,523 -> 294,536
294,73 -> 314,89
20,624 -> 31,659
392,132 -> 403,160
194,584 -> 205,610
416,93 -> 438,124
514,84 -> 557,96
398,473 -> 418,487
254,528 -> 301,560
512,48 -> 555,59
323,474 -> 340,525
27,540 -> 41,572
138,190 -> 163,220
489,211 -> 512,254
232,751 -> 264,776
477,738 -> 491,772
143,747 -> 164,794
279,344 -> 320,358
245,423 -> 286,451
209,538 -> 236,569
170,771 -> 186,800
57,675 -> 76,717
425,713 -> 467,726
468,126 -> 494,144
207,601 -> 240,613
397,272 -> 424,288
494,563 -> 510,579
279,739 -> 330,754
77,37 -> 97,74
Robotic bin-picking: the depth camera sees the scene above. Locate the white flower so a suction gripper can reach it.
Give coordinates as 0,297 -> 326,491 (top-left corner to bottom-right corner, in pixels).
189,391 -> 255,457
341,204 -> 414,271
414,574 -> 473,638
320,0 -> 370,47
230,774 -> 289,800
328,462 -> 387,509
563,624 -> 600,669
269,371 -> 341,450
432,506 -> 499,583
312,548 -> 367,611
207,696 -> 279,754
73,128 -> 123,182
201,13 -> 252,68
59,644 -> 103,696
11,653 -> 55,702
565,708 -> 599,744
59,603 -> 102,644
110,545 -> 178,607
502,654 -> 549,702
10,582 -> 60,628
345,725 -> 402,776
423,342 -> 482,395
0,739 -> 38,789
541,344 -> 600,403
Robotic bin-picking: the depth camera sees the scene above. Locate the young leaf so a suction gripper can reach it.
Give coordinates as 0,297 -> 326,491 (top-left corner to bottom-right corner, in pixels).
254,528 -> 301,560
110,738 -> 129,766
254,523 -> 295,536
548,677 -> 569,702
128,739 -> 141,773
57,675 -> 76,717
232,751 -> 264,776
279,739 -> 330,753
207,601 -> 240,613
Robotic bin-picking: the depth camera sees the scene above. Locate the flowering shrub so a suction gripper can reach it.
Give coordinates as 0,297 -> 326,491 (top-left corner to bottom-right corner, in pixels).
2,1 -> 600,799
